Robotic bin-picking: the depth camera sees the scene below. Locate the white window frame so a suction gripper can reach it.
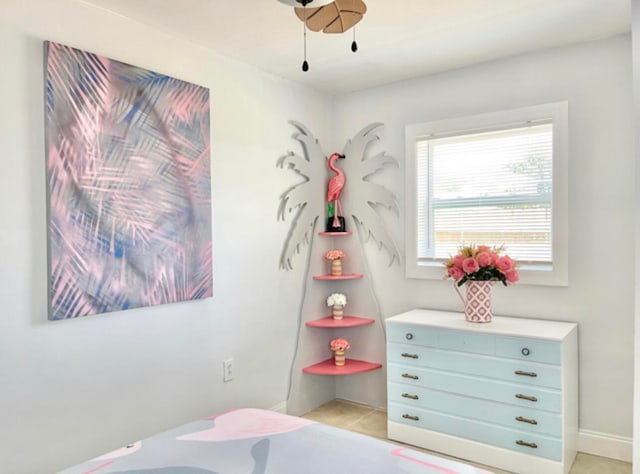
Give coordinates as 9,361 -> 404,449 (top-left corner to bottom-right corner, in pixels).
405,102 -> 569,286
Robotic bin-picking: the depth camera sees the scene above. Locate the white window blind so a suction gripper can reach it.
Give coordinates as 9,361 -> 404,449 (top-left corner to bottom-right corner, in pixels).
416,123 -> 553,264
405,102 -> 568,285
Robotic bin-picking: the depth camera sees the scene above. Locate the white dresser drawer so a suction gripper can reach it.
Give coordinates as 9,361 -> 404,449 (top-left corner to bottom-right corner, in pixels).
388,342 -> 561,389
388,381 -> 561,437
387,363 -> 561,412
388,403 -> 562,461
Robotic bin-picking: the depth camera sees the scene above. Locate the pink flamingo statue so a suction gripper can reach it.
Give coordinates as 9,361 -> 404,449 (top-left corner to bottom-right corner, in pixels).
327,153 -> 346,229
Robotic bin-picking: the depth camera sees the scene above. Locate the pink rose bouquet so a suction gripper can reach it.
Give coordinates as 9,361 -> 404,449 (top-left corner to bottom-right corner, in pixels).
444,244 -> 519,287
330,337 -> 350,352
325,249 -> 346,260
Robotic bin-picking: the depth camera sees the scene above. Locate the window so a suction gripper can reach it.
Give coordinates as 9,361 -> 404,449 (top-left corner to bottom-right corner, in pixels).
405,102 -> 568,286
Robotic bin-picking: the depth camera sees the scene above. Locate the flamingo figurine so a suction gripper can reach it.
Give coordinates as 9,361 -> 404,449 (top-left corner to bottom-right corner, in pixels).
327,152 -> 346,229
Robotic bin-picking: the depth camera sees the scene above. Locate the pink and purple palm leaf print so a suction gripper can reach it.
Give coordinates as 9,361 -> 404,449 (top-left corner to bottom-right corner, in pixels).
44,41 -> 212,320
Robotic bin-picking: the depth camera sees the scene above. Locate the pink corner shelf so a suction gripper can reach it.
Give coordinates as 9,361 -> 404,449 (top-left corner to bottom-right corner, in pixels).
318,231 -> 353,236
306,316 -> 375,328
313,274 -> 363,280
302,358 -> 382,375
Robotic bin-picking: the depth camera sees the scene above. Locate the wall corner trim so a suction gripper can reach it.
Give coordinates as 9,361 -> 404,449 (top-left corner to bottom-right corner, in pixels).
269,401 -> 288,414
578,429 -> 632,462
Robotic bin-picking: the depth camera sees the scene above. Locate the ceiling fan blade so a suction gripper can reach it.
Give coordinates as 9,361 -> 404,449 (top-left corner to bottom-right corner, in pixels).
295,3 -> 340,32
337,0 -> 367,16
294,0 -> 366,34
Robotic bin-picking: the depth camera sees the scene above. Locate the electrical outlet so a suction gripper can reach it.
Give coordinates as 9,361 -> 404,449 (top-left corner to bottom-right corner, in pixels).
223,358 -> 234,382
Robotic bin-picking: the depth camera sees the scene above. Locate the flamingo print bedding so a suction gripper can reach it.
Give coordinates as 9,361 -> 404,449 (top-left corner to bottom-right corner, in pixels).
60,408 -> 492,474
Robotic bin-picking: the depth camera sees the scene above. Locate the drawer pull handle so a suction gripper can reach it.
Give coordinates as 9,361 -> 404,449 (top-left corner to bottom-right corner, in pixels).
401,353 -> 419,359
521,348 -> 531,356
402,393 -> 419,400
402,414 -> 420,421
405,333 -> 414,340
515,370 -> 538,378
515,416 -> 538,425
402,373 -> 419,380
515,394 -> 538,402
516,440 -> 538,449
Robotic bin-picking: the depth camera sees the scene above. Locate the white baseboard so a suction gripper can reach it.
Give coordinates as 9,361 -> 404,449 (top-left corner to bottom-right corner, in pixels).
578,429 -> 632,463
269,401 -> 288,414
268,404 -> 631,463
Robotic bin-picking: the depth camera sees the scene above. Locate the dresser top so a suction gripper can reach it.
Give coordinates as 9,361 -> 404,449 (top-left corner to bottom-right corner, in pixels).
386,309 -> 577,341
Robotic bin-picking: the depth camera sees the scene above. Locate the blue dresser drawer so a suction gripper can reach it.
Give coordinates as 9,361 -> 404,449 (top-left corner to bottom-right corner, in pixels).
387,363 -> 561,412
437,329 -> 495,355
388,324 -> 496,356
496,336 -> 561,365
388,403 -> 562,461
388,381 -> 561,437
387,342 -> 561,389
387,324 -> 438,347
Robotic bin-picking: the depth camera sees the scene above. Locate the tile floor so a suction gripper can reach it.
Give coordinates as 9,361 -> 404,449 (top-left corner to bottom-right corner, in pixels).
301,399 -> 632,474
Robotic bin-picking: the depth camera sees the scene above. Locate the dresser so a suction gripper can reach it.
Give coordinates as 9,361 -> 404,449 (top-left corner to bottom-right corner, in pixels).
386,309 -> 578,474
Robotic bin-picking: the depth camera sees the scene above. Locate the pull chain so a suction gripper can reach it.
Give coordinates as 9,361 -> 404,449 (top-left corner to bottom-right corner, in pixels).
351,0 -> 358,52
351,27 -> 357,52
302,6 -> 309,71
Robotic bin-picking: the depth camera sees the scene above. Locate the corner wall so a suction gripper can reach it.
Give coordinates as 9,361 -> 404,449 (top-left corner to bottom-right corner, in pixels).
632,1 -> 640,471
0,0 -> 330,472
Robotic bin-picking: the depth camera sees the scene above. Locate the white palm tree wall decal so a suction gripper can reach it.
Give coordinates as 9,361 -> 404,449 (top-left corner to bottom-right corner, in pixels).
278,121 -> 400,414
339,122 -> 401,266
277,122 -> 328,270
278,122 -> 400,269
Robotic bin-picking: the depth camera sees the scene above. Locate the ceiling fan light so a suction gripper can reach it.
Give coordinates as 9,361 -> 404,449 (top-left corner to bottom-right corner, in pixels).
277,0 -> 335,6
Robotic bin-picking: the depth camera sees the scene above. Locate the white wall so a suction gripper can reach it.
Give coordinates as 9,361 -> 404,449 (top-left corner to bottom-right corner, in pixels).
0,0 -> 330,472
632,1 -> 640,471
332,35 -> 635,451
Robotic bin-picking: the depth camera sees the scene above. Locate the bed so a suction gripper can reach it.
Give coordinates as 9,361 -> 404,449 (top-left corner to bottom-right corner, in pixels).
60,408 -> 492,473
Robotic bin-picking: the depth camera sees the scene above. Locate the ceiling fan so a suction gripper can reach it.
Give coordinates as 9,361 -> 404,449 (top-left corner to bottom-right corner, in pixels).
277,0 -> 368,71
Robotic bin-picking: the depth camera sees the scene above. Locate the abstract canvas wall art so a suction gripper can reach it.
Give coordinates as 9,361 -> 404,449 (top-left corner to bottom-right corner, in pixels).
44,41 -> 212,320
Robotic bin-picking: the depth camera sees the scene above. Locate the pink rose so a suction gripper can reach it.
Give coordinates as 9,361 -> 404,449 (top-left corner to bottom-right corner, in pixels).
476,252 -> 492,267
505,269 -> 519,284
325,249 -> 346,260
462,257 -> 479,274
453,254 -> 464,269
448,266 -> 464,280
489,252 -> 499,266
496,256 -> 513,272
477,245 -> 491,253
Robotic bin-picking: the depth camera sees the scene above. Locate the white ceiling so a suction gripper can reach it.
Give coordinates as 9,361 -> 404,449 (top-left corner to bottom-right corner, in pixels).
81,0 -> 631,95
